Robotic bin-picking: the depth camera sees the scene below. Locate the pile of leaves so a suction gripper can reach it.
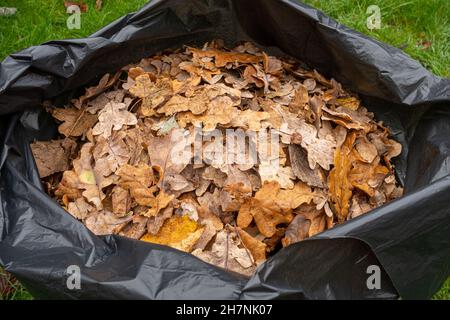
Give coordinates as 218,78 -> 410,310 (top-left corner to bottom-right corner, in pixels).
31,40 -> 403,276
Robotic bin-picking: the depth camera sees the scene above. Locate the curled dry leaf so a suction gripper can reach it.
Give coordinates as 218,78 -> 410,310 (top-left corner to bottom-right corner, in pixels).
288,144 -> 324,188
116,164 -> 157,207
56,143 -> 105,209
236,227 -> 266,264
329,131 -> 356,222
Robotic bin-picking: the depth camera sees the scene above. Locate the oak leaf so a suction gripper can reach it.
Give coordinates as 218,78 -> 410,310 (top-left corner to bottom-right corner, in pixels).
141,215 -> 203,252
52,107 -> 98,137
237,181 -> 295,237
92,102 -> 137,138
31,139 -> 76,178
236,227 -> 266,264
116,164 -> 157,206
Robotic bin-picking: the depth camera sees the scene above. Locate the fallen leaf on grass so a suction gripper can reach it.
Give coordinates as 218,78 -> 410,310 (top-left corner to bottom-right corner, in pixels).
64,1 -> 88,13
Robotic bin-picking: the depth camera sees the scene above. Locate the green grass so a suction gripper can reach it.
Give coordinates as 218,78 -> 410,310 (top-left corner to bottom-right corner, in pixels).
433,278 -> 450,300
0,0 -> 149,60
303,0 -> 449,77
0,269 -> 33,300
0,0 -> 449,300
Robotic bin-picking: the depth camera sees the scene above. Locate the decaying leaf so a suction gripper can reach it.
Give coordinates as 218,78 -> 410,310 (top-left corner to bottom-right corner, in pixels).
192,229 -> 256,276
141,215 -> 203,252
31,139 -> 76,178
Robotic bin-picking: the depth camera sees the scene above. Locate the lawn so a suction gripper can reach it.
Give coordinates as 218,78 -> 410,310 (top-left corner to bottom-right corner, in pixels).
0,0 -> 449,300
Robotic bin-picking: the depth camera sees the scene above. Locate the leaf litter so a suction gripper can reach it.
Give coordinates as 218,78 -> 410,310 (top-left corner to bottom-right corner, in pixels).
31,40 -> 403,276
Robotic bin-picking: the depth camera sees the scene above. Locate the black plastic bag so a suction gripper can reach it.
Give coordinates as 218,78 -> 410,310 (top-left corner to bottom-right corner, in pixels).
1,0 -> 449,299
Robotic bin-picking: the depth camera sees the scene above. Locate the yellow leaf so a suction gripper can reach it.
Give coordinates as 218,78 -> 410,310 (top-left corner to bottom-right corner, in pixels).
79,170 -> 96,185
141,215 -> 202,252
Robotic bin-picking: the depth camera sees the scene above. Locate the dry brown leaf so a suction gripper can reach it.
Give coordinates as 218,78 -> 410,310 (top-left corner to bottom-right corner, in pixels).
348,157 -> 389,197
276,182 -> 317,210
179,61 -> 222,84
52,107 -> 98,137
288,84 -> 309,113
158,93 -> 209,116
349,192 -> 373,219
322,106 -> 373,132
92,102 -> 137,138
111,186 -> 131,217
146,130 -> 191,188
147,206 -> 174,235
329,131 -> 356,222
281,215 -> 311,247
64,1 -> 88,13
355,137 -> 378,163
85,211 -> 132,235
56,143 -> 106,209
236,227 -> 266,264
31,139 -> 76,178
294,119 -> 335,170
194,220 -> 218,251
188,47 -> 262,67
237,181 -> 294,237
192,229 -> 256,276
144,191 -> 175,217
119,215 -> 148,239
76,73 -> 121,107
288,144 -> 324,188
177,97 -> 238,131
336,97 -> 360,110
67,198 -> 94,220
93,131 -> 130,177
229,109 -> 270,131
116,164 -> 157,206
